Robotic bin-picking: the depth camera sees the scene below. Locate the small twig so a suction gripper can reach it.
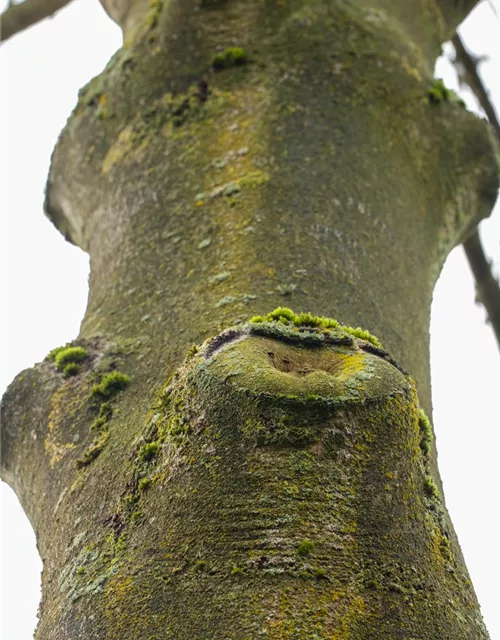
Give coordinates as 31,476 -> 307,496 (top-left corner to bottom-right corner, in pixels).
463,229 -> 500,350
452,33 -> 500,141
452,32 -> 500,350
1,0 -> 73,44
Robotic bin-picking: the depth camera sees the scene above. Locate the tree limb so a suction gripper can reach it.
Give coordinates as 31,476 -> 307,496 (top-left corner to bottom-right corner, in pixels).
1,0 -> 73,44
451,32 -> 500,350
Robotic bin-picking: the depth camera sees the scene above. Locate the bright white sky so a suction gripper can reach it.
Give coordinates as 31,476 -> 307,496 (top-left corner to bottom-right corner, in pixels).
1,1 -> 499,638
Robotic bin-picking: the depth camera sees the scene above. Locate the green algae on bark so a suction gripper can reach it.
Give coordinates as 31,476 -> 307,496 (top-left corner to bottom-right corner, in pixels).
211,47 -> 248,71
1,309 -> 490,637
79,326 -> 486,639
77,371 -> 130,467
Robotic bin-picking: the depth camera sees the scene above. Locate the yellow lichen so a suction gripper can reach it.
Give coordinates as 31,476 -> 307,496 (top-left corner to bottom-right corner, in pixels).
45,376 -> 92,467
101,124 -> 149,175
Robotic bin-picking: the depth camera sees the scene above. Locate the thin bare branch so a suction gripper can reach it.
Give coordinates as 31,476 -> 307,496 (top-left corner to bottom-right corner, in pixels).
451,31 -> 500,350
452,32 -> 500,142
1,0 -> 73,44
463,229 -> 500,349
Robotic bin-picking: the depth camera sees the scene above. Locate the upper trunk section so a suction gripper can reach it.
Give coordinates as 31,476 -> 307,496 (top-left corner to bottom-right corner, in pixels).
45,0 -> 498,410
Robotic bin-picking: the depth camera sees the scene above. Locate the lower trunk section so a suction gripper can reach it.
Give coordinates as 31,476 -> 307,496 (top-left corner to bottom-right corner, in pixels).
35,325 -> 487,639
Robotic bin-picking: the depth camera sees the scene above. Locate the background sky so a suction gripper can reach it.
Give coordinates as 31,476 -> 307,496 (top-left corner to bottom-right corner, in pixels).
1,1 -> 499,638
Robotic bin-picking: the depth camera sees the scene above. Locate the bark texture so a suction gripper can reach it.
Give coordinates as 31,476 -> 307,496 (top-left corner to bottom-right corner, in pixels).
1,0 -> 498,638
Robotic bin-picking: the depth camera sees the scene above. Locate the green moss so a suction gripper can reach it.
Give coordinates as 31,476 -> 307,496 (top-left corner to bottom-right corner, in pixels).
249,320 -> 344,347
418,408 -> 432,454
75,370 -> 128,469
203,329 -> 410,409
47,345 -> 89,376
46,343 -> 71,361
312,567 -> 328,579
348,327 -> 378,343
251,307 -> 297,324
248,307 -> 382,347
138,477 -> 152,491
424,475 -> 439,499
77,383 -> 124,468
303,566 -> 328,580
439,534 -> 453,561
296,539 -> 315,556
428,79 -> 465,106
97,402 -> 113,421
91,371 -> 130,400
90,402 -> 113,431
105,531 -> 127,556
76,431 -> 109,468
428,79 -> 451,103
130,508 -> 142,523
231,564 -> 244,575
211,47 -> 248,71
138,441 -> 160,462
295,311 -> 337,328
48,345 -> 89,374
90,416 -> 108,431
63,362 -> 82,378
55,346 -> 88,367
186,344 -> 199,360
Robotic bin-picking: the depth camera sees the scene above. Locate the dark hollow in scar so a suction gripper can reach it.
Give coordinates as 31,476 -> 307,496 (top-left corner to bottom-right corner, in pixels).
266,349 -> 353,377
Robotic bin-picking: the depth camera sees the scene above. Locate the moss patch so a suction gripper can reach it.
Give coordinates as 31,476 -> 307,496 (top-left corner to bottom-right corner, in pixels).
249,307 -> 382,348
78,372 -> 130,468
48,345 -> 89,375
63,362 -> 82,378
211,47 -> 248,71
76,431 -> 110,468
424,475 -> 439,499
296,539 -> 315,556
428,79 -> 465,106
138,441 -> 160,462
46,343 -> 71,361
91,372 -> 130,401
418,408 -> 433,454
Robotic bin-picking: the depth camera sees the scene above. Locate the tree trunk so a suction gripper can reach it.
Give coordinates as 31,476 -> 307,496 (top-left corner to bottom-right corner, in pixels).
1,0 -> 498,637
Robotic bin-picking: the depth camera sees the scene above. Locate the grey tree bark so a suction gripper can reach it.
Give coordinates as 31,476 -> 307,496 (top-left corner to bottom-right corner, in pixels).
1,0 -> 498,637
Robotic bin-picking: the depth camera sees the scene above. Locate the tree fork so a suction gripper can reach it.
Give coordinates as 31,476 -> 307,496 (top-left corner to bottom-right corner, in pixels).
1,0 -> 498,637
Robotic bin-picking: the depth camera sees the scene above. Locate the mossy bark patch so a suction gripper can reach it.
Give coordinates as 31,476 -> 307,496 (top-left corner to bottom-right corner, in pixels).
201,334 -> 410,405
47,331 -> 485,638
